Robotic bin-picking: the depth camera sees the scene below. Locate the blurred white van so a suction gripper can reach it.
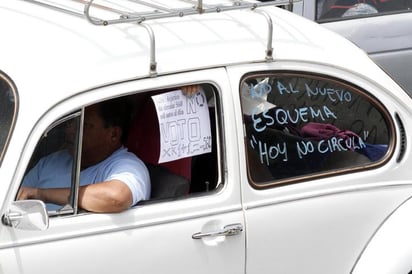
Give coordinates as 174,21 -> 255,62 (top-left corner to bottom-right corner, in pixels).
291,0 -> 412,94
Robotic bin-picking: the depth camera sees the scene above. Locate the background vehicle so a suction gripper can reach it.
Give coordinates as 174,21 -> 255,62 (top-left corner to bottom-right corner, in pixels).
1,0 -> 412,273
292,0 -> 412,95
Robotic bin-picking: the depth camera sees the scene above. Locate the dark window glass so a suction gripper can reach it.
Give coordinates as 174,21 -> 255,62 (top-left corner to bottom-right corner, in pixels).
317,0 -> 412,20
24,114 -> 81,215
0,72 -> 17,165
241,72 -> 393,187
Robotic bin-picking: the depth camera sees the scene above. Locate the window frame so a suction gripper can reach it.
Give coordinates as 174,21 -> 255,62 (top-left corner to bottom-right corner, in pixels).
20,83 -> 224,216
25,111 -> 83,217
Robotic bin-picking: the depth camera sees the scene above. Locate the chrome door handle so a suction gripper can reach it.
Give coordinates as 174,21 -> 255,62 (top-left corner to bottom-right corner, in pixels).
192,223 -> 243,239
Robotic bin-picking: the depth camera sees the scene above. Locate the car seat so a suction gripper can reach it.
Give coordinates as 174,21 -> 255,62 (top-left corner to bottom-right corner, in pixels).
125,95 -> 191,199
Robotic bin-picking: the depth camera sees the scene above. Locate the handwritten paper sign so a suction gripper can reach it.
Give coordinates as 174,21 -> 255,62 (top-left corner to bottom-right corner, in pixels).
151,89 -> 212,163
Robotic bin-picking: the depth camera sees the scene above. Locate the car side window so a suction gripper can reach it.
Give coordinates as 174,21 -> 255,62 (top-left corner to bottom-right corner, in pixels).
317,0 -> 412,20
241,72 -> 394,188
19,84 -> 220,215
0,71 -> 17,165
23,113 -> 81,215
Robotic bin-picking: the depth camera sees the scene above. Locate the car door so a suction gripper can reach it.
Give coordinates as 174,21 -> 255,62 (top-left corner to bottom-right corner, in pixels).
0,68 -> 246,274
227,63 -> 412,274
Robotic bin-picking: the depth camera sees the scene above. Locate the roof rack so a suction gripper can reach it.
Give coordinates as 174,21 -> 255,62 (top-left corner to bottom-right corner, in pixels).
23,0 -> 297,25
23,0 -> 300,76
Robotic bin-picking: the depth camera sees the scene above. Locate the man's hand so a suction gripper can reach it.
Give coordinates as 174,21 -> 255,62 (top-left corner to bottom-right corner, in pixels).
17,186 -> 40,200
17,187 -> 69,207
181,85 -> 200,97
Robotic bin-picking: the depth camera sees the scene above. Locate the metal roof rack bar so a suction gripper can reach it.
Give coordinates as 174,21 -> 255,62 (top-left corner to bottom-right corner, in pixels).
85,0 -> 296,26
140,23 -> 158,77
254,9 -> 274,61
22,0 -> 84,18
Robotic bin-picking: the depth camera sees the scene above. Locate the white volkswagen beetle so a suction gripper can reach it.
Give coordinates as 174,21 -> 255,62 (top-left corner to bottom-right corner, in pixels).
1,0 -> 412,273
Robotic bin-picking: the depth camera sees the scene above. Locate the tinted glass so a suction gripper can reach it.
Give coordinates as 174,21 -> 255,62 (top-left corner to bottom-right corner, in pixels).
23,115 -> 81,215
241,72 -> 393,187
317,0 -> 412,20
0,72 -> 17,164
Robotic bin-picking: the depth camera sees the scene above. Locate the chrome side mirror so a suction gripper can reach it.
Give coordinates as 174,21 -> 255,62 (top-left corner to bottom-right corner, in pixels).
2,200 -> 49,231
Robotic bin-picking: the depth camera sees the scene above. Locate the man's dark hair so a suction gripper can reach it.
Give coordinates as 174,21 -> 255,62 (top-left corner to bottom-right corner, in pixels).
97,97 -> 132,143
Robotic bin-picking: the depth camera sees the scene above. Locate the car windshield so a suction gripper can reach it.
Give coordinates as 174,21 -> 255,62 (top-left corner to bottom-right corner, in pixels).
0,72 -> 17,164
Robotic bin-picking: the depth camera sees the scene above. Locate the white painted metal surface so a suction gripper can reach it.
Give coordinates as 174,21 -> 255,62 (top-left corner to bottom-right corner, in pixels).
352,196 -> 412,274
1,0 -> 412,273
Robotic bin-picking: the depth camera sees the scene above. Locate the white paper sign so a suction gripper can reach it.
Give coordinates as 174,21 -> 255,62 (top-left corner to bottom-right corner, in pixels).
151,89 -> 212,163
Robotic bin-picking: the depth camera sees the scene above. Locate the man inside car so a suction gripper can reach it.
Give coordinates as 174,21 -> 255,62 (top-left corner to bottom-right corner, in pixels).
17,97 -> 151,213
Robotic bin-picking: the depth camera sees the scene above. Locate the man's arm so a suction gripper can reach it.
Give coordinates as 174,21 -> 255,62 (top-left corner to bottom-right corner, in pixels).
78,180 -> 133,213
17,180 -> 133,213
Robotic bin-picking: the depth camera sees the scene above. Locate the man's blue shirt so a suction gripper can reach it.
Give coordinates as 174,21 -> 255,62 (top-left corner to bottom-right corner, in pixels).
23,146 -> 150,211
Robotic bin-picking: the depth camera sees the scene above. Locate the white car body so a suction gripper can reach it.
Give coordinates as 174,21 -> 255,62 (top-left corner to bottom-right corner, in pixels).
1,1 -> 412,273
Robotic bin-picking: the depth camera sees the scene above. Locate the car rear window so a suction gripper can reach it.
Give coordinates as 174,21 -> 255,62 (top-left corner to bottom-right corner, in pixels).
0,72 -> 17,165
317,0 -> 412,20
241,72 -> 394,188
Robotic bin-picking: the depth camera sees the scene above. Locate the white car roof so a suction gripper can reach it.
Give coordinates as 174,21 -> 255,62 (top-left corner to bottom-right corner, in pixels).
0,0 -> 383,105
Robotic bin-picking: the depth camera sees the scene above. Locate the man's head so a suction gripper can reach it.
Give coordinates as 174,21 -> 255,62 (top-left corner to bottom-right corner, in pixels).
81,97 -> 132,168
96,97 -> 132,143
